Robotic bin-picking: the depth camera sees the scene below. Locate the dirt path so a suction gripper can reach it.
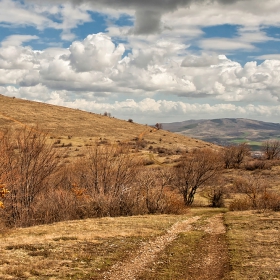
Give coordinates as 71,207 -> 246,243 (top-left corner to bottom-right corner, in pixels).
188,213 -> 230,280
102,213 -> 229,280
102,216 -> 200,280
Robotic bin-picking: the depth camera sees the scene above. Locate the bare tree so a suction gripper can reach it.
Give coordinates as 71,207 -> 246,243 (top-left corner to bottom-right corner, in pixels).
155,123 -> 162,130
0,127 -> 62,227
223,143 -> 251,168
262,140 -> 280,160
175,148 -> 223,206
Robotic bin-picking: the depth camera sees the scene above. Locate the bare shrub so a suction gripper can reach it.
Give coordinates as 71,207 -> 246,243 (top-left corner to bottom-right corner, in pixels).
66,144 -> 142,217
232,176 -> 267,209
143,158 -> 154,166
136,167 -> 181,214
223,143 -> 251,169
207,186 -> 226,208
136,140 -> 148,149
34,187 -> 80,224
155,147 -> 168,155
244,160 -> 270,171
262,140 -> 280,160
258,191 -> 280,211
229,197 -> 252,211
230,175 -> 280,211
174,148 -> 223,206
0,127 -> 63,227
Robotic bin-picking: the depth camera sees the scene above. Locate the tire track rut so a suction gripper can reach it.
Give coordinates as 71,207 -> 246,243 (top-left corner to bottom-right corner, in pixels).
102,216 -> 200,280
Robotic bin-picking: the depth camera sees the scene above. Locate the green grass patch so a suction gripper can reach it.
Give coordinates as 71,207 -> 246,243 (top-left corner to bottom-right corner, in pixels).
230,139 -> 248,144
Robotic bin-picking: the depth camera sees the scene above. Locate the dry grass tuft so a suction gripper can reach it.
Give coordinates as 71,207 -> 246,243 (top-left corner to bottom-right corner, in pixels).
225,210 -> 280,280
0,215 -> 189,279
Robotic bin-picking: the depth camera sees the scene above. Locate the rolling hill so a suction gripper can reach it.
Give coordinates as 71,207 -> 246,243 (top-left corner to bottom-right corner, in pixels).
162,118 -> 280,150
0,94 -> 216,161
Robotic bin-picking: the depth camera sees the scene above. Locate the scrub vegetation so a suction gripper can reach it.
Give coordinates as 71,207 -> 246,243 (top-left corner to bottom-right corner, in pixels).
0,95 -> 280,279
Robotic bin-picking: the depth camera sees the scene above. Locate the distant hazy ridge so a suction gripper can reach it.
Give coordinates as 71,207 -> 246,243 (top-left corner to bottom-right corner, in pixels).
162,118 -> 280,149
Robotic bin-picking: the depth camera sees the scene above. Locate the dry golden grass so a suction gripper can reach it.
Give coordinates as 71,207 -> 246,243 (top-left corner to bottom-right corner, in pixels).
1,208 -> 280,279
0,94 -> 217,163
0,214 -> 190,280
225,210 -> 280,280
138,209 -> 229,280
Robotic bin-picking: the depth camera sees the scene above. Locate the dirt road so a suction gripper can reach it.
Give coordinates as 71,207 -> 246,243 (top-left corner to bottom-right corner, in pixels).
102,213 -> 230,280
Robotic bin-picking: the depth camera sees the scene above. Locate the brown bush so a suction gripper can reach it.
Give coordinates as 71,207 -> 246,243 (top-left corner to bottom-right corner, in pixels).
136,167 -> 183,214
232,176 -> 267,209
258,192 -> 280,211
207,186 -> 226,208
143,158 -> 155,166
223,143 -> 251,169
230,175 -> 280,211
229,197 -> 252,211
0,127 -> 63,227
244,160 -> 271,171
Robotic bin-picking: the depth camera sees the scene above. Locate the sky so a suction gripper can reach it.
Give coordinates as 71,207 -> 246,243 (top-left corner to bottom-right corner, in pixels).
0,0 -> 280,124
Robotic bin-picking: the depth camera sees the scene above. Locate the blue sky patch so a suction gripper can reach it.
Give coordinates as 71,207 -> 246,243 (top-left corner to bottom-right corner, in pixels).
202,24 -> 241,39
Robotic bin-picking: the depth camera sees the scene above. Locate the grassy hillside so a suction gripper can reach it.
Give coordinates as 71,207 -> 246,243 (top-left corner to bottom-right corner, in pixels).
0,94 -> 215,161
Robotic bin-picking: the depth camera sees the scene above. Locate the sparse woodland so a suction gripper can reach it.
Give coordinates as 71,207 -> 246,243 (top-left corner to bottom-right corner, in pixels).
0,127 -> 280,228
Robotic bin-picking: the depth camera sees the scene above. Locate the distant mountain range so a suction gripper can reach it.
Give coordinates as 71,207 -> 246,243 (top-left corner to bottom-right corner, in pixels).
162,118 -> 280,150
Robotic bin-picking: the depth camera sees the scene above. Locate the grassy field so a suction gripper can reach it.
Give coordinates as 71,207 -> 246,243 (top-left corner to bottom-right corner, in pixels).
1,208 -> 279,280
225,211 -> 280,280
0,214 -> 190,279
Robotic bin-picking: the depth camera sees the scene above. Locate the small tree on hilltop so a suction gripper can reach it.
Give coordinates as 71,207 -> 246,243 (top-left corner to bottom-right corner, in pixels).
155,123 -> 162,130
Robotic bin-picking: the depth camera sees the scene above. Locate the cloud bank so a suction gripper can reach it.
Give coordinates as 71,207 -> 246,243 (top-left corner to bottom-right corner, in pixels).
0,0 -> 280,123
